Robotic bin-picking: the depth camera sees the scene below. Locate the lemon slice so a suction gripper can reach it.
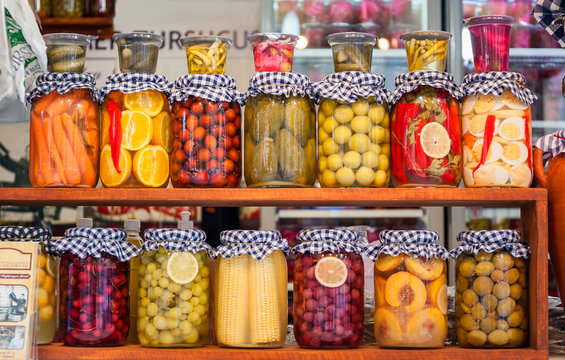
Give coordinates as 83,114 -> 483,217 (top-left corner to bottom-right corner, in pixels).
121,110 -> 153,151
124,90 -> 164,117
314,256 -> 348,288
167,252 -> 199,285
420,122 -> 451,159
437,284 -> 448,315
46,256 -> 57,278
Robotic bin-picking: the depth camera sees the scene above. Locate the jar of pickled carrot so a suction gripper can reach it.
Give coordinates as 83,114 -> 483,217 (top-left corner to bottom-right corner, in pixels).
99,74 -> 173,187
390,72 -> 464,187
27,73 -> 100,187
460,72 -> 537,187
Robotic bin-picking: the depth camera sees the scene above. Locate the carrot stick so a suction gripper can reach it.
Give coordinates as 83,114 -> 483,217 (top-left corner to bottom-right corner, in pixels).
44,117 -> 67,186
45,97 -> 68,118
31,138 -> 45,186
62,113 -> 97,187
33,91 -> 58,115
30,113 -> 51,186
52,115 -> 81,185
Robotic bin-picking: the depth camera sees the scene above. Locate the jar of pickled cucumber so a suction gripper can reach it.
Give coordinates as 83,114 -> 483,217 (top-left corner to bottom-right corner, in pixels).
169,75 -> 244,187
99,74 -> 173,188
244,72 -> 316,187
214,230 -> 289,348
450,230 -> 530,348
366,230 -> 449,348
311,72 -> 391,187
461,72 -> 537,187
0,226 -> 56,344
51,227 -> 139,346
52,0 -> 85,17
137,227 -> 213,347
292,229 -> 366,348
390,72 -> 464,187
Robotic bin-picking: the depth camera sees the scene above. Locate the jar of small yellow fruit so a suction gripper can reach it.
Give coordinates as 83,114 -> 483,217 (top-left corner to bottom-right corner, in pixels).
366,230 -> 449,348
137,227 -> 213,347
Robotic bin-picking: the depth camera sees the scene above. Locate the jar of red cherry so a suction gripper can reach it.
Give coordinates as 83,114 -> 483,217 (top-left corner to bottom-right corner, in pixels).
292,229 -> 366,348
169,75 -> 243,187
51,227 -> 140,346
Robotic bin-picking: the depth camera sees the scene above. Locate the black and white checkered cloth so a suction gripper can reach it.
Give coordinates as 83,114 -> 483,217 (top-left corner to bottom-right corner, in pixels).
214,230 -> 289,260
0,226 -> 51,241
365,230 -> 449,261
292,228 -> 366,255
169,74 -> 245,105
535,130 -> 565,165
26,73 -> 97,103
51,227 -> 139,261
450,230 -> 530,259
99,73 -> 173,99
142,228 -> 213,255
462,72 -> 537,106
532,0 -> 565,48
390,71 -> 464,104
309,71 -> 390,105
245,72 -> 312,100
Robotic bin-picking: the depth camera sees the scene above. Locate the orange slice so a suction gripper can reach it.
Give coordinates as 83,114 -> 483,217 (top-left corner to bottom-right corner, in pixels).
121,110 -> 153,151
100,145 -> 132,187
124,90 -> 164,117
314,256 -> 348,288
420,122 -> 451,159
133,145 -> 169,187
152,112 -> 172,153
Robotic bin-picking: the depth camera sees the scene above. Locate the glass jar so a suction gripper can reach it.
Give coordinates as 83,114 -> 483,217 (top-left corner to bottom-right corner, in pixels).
52,0 -> 85,17
464,15 -> 514,73
318,96 -> 390,187
37,249 -> 58,344
137,228 -> 211,347
125,220 -> 142,344
100,89 -> 172,188
461,83 -> 533,188
244,93 -> 316,187
453,231 -> 529,348
214,230 -> 288,348
43,33 -> 96,73
180,36 -> 231,75
293,229 -> 365,348
90,0 -> 114,17
113,33 -> 163,74
400,31 -> 452,72
32,0 -> 51,17
368,230 -> 448,348
327,32 -> 377,72
391,86 -> 462,187
170,97 -> 242,187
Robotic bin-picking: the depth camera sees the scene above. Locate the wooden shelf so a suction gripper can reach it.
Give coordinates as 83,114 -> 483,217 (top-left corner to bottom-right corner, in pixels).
39,16 -> 114,39
37,344 -> 548,360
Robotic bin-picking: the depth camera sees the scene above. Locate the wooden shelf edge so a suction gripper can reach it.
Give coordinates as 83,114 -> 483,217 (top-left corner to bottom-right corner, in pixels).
0,188 -> 547,207
37,344 -> 549,360
39,16 -> 114,26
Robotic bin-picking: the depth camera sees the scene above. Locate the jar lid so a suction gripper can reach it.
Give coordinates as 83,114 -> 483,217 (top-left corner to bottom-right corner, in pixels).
142,228 -> 213,255
293,228 -> 366,255
461,72 -> 537,106
390,71 -> 464,104
0,226 -> 51,241
214,230 -> 289,260
169,74 -> 244,104
245,72 -> 312,100
27,73 -> 97,103
99,73 -> 173,98
310,71 -> 389,105
366,230 -> 449,261
450,230 -> 530,259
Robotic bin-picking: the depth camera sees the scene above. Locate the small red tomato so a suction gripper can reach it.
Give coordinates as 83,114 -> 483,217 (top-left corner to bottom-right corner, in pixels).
172,139 -> 182,150
200,114 -> 213,128
181,98 -> 194,109
192,170 -> 209,184
193,127 -> 206,141
204,135 -> 217,149
212,125 -> 224,138
210,171 -> 227,186
178,107 -> 190,120
215,112 -> 227,125
183,140 -> 198,155
233,103 -> 241,115
185,157 -> 198,170
174,149 -> 187,162
180,128 -> 190,142
206,159 -> 220,171
172,102 -> 182,113
234,115 -> 241,129
190,102 -> 204,115
219,101 -> 230,110
227,148 -> 240,163
224,136 -> 233,150
222,159 -> 235,174
214,147 -> 226,160
225,108 -> 236,121
226,122 -> 237,137
232,135 -> 241,149
173,120 -> 182,135
185,115 -> 199,130
179,170 -> 191,184
205,102 -> 219,115
170,162 -> 181,178
227,174 -> 238,187
198,148 -> 211,162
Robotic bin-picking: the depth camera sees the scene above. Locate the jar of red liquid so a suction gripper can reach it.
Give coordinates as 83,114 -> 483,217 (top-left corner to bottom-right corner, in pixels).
390,71 -> 464,187
461,72 -> 537,188
52,227 -> 140,346
292,229 -> 366,348
464,15 -> 514,73
366,230 -> 449,348
248,33 -> 298,72
169,75 -> 243,187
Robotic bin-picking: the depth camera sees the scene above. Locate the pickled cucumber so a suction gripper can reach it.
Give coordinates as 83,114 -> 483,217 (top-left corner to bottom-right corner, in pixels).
284,96 -> 312,145
251,138 -> 278,184
277,129 -> 304,182
250,96 -> 284,143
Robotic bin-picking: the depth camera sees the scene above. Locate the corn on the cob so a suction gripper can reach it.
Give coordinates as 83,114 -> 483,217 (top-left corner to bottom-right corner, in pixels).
272,251 -> 288,341
215,255 -> 249,346
249,253 -> 280,345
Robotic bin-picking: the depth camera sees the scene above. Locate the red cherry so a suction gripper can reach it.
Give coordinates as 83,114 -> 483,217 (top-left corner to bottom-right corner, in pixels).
185,115 -> 199,130
225,108 -> 236,121
178,107 -> 190,120
233,103 -> 241,115
234,115 -> 241,129
181,98 -> 194,109
183,140 -> 199,156
222,159 -> 235,174
227,148 -> 240,163
226,174 -> 238,187
219,101 -> 230,110
193,127 -> 206,141
232,135 -> 241,149
190,102 -> 203,115
224,136 -> 233,150
205,102 -> 219,115
198,148 -> 211,162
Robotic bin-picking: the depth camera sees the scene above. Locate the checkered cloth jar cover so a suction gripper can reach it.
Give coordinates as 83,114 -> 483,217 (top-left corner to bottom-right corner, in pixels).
450,230 -> 530,259
309,71 -> 390,105
365,230 -> 449,261
462,72 -> 537,106
169,74 -> 245,104
214,230 -> 289,260
142,228 -> 213,255
292,228 -> 366,255
27,72 -> 97,102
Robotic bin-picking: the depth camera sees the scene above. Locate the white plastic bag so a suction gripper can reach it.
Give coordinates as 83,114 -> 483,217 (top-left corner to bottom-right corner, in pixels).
0,0 -> 46,123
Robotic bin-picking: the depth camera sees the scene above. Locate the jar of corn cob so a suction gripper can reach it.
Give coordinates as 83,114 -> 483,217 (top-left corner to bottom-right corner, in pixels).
137,228 -> 213,347
213,230 -> 289,348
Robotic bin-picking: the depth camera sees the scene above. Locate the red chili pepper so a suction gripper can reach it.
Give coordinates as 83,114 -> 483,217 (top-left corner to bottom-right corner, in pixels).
473,114 -> 496,175
107,99 -> 122,173
524,108 -> 532,170
401,103 -> 423,179
442,167 -> 456,184
440,98 -> 462,156
391,103 -> 407,184
413,118 -> 428,177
